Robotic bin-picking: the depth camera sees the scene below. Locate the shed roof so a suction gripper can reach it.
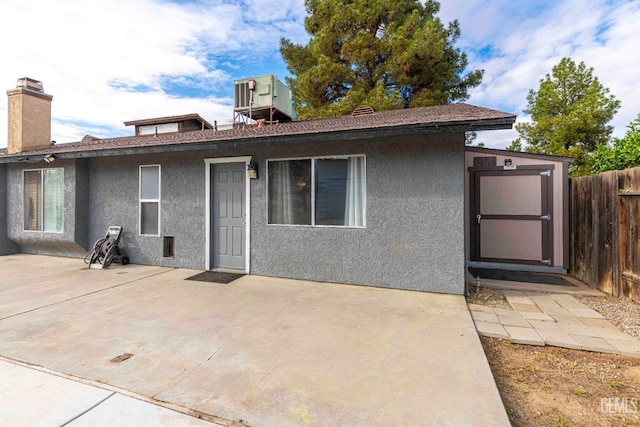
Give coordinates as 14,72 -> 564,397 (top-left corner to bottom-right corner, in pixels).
0,103 -> 516,163
466,146 -> 575,163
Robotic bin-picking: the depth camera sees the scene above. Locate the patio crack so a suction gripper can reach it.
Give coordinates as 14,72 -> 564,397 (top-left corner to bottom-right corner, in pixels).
0,268 -> 178,322
152,344 -> 223,399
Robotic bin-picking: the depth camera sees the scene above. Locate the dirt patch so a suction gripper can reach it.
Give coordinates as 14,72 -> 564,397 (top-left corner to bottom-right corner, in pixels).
482,337 -> 640,426
468,286 -> 640,425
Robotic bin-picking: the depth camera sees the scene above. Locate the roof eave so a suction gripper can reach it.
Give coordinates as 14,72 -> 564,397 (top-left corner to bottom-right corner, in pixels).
466,145 -> 575,163
0,117 -> 515,163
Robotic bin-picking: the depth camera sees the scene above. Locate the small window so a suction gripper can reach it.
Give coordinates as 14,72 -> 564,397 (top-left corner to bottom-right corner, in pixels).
139,165 -> 160,235
23,168 -> 64,232
268,156 -> 365,227
138,123 -> 179,136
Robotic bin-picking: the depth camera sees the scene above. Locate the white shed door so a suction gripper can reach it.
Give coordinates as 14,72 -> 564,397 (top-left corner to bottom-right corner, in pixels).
472,168 -> 553,265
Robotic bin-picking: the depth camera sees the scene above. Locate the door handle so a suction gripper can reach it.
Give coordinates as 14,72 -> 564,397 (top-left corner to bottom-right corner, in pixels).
476,214 -> 482,224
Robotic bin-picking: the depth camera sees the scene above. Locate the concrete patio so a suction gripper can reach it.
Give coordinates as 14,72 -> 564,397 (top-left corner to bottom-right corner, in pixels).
0,254 -> 509,426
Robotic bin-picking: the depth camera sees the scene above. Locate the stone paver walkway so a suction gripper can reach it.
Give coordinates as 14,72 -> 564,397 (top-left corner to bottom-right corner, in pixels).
470,290 -> 640,358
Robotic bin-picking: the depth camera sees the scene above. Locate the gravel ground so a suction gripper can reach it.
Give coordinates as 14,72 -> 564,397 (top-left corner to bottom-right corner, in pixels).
576,294 -> 640,339
467,287 -> 640,339
466,286 -> 510,309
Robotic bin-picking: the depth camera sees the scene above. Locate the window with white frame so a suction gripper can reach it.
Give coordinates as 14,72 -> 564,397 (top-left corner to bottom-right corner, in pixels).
138,123 -> 179,136
267,155 -> 365,227
23,168 -> 64,232
139,165 -> 160,235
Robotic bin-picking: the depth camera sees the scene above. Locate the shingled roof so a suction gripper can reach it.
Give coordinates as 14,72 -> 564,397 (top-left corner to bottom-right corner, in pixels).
0,103 -> 515,163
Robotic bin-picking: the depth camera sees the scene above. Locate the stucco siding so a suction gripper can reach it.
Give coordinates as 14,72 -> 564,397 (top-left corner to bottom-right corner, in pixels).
6,159 -> 88,257
250,134 -> 465,294
5,133 -> 465,294
74,159 -> 90,251
0,165 -> 19,255
88,152 -> 218,269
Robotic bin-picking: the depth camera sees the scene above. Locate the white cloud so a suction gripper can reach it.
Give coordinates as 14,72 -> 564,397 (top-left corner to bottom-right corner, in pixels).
0,0 -> 306,146
1,0 -> 638,151
441,0 -> 640,148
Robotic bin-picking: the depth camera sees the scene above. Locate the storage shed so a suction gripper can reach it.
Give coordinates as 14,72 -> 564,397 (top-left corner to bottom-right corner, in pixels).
465,147 -> 573,273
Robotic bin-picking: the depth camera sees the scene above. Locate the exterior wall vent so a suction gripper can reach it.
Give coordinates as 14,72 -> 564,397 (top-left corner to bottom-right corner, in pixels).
163,236 -> 174,258
352,105 -> 375,117
473,156 -> 497,167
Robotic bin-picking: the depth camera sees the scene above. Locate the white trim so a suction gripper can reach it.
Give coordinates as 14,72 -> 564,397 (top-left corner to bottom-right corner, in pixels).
204,156 -> 252,273
139,164 -> 161,236
267,154 -> 365,162
265,154 -> 366,228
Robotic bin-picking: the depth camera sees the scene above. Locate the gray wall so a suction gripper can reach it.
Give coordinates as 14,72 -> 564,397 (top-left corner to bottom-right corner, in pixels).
88,152 -> 218,268
0,165 -> 19,255
6,159 -> 89,257
5,132 -> 466,294
249,134 -> 465,294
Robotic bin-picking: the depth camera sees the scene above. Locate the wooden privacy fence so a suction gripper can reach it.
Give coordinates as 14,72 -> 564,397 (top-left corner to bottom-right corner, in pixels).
571,167 -> 640,302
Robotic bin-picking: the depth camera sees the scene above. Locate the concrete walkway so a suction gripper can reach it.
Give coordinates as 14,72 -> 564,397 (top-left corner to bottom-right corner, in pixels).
0,358 -> 216,426
0,254 -> 509,427
470,290 -> 640,357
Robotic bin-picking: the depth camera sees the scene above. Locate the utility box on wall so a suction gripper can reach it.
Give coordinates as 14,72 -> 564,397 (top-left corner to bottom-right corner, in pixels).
233,75 -> 293,124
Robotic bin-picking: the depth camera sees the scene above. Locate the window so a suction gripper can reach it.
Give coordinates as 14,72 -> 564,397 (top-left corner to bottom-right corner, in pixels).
139,165 -> 160,235
138,123 -> 179,136
23,168 -> 64,232
268,156 -> 365,227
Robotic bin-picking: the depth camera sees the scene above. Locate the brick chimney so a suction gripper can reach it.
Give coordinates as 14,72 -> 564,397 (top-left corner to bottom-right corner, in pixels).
7,78 -> 53,154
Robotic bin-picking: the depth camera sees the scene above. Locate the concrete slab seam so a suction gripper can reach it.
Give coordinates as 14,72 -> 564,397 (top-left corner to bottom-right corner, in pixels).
59,392 -> 116,426
0,355 -> 236,426
0,268 -> 179,322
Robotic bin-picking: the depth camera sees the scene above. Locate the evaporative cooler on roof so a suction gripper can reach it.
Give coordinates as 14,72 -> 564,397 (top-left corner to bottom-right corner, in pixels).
233,75 -> 293,125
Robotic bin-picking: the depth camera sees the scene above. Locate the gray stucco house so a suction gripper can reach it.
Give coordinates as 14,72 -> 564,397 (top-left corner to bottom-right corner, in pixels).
0,78 -> 516,295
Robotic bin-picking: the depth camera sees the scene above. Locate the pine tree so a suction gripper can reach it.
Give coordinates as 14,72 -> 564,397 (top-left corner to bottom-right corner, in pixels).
514,58 -> 620,176
280,0 -> 483,119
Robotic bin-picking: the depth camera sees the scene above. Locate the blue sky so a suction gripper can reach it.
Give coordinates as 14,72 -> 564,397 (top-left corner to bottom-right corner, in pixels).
1,0 -> 639,149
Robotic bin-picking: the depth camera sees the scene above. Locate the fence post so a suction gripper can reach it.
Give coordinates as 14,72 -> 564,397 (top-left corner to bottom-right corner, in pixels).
612,170 -> 620,297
